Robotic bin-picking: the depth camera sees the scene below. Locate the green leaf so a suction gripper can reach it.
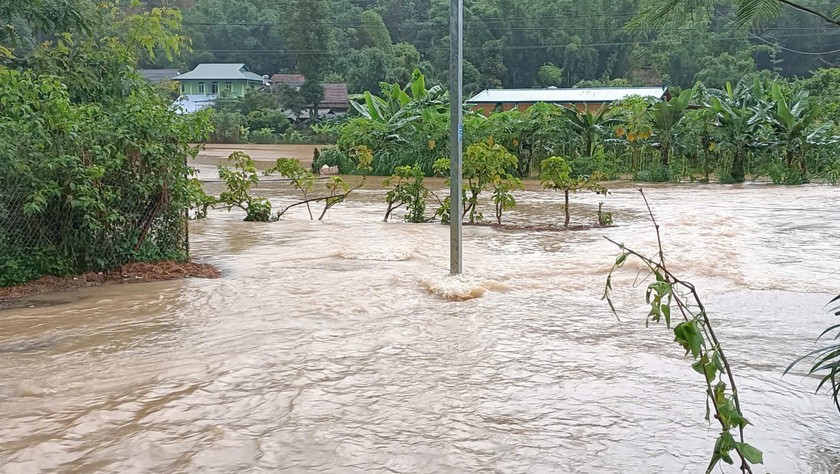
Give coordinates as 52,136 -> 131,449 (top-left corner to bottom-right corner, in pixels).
674,321 -> 703,358
736,442 -> 763,465
615,253 -> 628,267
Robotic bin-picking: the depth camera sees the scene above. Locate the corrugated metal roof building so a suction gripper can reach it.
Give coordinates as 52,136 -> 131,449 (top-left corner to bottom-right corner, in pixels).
174,63 -> 268,83
139,69 -> 180,84
467,86 -> 669,115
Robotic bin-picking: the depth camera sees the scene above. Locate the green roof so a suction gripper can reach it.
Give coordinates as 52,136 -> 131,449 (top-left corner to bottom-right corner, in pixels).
174,64 -> 266,82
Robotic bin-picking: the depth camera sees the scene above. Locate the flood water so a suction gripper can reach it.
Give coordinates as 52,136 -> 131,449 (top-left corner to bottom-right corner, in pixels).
1,179 -> 838,473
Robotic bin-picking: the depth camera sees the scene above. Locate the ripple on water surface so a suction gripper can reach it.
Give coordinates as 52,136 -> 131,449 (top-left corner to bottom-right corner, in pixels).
0,184 -> 838,473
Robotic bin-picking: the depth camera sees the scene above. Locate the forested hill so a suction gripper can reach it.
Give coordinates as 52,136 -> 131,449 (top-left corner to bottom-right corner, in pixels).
148,0 -> 840,94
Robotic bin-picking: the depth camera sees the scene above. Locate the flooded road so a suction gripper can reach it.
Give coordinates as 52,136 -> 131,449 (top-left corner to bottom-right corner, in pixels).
1,181 -> 838,473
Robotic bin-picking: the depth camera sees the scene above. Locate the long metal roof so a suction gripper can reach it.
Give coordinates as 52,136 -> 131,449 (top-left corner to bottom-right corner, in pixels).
139,69 -> 180,83
467,87 -> 668,104
174,64 -> 266,82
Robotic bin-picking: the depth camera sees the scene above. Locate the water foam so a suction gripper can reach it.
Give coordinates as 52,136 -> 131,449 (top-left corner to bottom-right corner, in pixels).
339,247 -> 413,261
421,274 -> 510,301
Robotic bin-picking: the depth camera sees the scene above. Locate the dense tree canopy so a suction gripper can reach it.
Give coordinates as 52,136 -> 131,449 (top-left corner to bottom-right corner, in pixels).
3,0 -> 840,94
31,0 -> 820,95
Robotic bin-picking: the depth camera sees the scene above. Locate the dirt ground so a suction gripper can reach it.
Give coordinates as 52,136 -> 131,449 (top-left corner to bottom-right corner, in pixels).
0,262 -> 221,310
194,144 -> 334,170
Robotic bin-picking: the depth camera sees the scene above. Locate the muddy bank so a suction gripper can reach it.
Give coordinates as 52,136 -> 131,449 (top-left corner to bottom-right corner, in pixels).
193,143 -> 333,170
0,261 -> 220,310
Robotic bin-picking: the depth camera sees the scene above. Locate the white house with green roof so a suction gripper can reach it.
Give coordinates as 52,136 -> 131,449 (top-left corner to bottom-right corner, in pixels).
172,63 -> 269,113
173,63 -> 268,97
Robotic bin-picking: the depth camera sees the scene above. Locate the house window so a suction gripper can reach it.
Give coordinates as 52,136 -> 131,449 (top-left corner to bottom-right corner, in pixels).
211,82 -> 218,94
198,82 -> 205,94
224,82 -> 232,93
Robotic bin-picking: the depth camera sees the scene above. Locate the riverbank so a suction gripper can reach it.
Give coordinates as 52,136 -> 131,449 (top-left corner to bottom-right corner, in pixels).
0,261 -> 220,310
194,143 -> 334,170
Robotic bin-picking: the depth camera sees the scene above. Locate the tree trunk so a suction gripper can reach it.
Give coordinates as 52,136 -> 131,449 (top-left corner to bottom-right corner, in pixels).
564,189 -> 570,228
731,152 -> 746,183
661,143 -> 670,168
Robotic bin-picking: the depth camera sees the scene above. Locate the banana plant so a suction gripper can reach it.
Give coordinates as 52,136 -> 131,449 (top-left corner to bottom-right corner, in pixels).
710,80 -> 770,183
560,104 -> 619,159
349,69 -> 446,128
767,84 -> 834,176
649,87 -> 695,168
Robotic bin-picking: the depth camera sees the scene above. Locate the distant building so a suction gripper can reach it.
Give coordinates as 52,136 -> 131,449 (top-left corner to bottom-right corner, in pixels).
174,63 -> 269,97
270,74 -> 306,91
467,86 -> 670,115
138,69 -> 180,84
171,63 -> 270,114
318,83 -> 350,117
271,73 -> 350,119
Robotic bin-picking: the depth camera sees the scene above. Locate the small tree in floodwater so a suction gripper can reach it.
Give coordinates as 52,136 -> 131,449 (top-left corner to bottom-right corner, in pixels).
434,141 -> 519,224
269,147 -> 372,220
213,148 -> 372,221
216,151 -> 274,222
384,164 -> 428,222
540,156 -> 607,228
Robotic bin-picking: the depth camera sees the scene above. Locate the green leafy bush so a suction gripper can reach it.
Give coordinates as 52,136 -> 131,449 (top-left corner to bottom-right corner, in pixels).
249,128 -> 279,144
634,165 -> 672,183
245,109 -> 289,134
0,39 -> 211,287
384,165 -> 428,223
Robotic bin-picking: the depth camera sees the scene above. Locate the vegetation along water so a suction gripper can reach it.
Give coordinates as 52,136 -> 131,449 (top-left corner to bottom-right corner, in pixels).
1,0 -> 839,473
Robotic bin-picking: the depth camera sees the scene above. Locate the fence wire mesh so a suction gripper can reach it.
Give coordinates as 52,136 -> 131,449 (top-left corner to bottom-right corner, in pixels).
0,184 -> 189,287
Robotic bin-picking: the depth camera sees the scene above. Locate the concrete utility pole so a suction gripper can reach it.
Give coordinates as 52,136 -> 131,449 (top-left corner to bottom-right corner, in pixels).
449,0 -> 464,275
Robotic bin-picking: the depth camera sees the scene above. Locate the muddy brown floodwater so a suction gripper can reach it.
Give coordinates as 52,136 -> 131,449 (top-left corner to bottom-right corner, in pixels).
1,180 -> 838,473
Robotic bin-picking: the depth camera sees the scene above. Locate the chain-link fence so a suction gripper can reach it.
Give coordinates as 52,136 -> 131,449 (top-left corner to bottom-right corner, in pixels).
0,184 -> 189,288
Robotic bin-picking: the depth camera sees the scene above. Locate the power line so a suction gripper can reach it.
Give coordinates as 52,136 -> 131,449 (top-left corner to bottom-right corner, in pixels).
179,32 -> 840,56
180,21 -> 840,32
750,32 -> 840,55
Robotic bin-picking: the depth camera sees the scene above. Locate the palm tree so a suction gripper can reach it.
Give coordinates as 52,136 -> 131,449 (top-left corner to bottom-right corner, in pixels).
629,0 -> 840,31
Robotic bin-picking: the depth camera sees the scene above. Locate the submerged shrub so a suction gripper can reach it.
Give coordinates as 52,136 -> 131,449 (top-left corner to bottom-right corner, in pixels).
634,165 -> 671,183
313,148 -> 355,174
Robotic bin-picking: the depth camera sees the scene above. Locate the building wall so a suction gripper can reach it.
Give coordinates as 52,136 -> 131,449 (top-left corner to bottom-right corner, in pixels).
179,80 -> 260,97
470,101 -> 611,116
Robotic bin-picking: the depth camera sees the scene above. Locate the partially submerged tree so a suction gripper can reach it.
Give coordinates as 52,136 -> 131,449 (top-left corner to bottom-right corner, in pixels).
434,141 -> 519,224
767,84 -> 834,181
540,156 -> 607,228
216,152 -> 274,222
272,146 -> 372,220
384,164 -> 428,223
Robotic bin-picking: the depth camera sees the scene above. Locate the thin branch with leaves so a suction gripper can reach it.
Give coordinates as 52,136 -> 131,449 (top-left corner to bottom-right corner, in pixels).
603,189 -> 762,474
